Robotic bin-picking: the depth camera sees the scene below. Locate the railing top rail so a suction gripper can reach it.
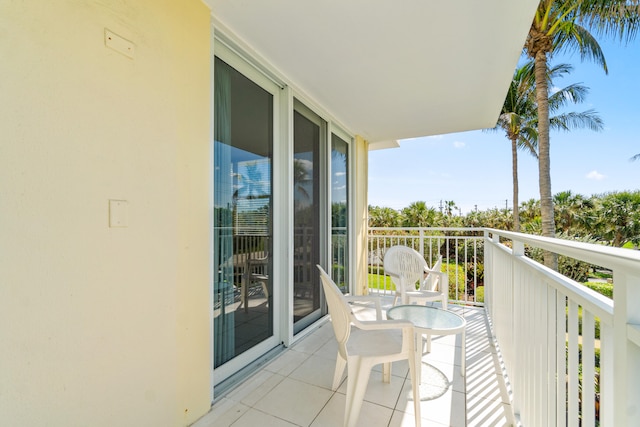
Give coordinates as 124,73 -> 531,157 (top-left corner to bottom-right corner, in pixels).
518,251 -> 614,322
485,228 -> 640,270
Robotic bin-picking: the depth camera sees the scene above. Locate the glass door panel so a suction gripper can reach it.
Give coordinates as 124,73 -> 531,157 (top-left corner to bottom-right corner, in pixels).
213,56 -> 275,374
331,133 -> 349,293
293,102 -> 326,333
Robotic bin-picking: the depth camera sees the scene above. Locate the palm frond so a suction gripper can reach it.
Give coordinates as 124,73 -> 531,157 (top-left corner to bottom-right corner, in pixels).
546,63 -> 574,80
518,127 -> 539,158
550,110 -> 604,132
578,0 -> 640,42
549,82 -> 591,107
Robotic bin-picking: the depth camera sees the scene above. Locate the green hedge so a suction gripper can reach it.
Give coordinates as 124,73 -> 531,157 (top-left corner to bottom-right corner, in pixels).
368,265 -> 386,275
583,281 -> 613,299
567,306 -> 601,340
444,262 -> 466,300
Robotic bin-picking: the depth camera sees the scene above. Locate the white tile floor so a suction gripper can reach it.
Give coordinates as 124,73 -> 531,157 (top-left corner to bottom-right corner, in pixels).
194,303 -> 514,427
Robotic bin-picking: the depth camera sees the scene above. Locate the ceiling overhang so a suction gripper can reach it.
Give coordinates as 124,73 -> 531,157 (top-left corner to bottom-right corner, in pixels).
204,0 -> 538,146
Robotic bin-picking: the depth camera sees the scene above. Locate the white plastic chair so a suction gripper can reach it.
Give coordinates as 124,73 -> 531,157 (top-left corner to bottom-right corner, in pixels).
383,245 -> 448,309
317,265 -> 421,427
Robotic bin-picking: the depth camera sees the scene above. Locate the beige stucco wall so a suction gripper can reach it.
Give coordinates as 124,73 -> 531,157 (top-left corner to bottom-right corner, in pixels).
0,1 -> 212,426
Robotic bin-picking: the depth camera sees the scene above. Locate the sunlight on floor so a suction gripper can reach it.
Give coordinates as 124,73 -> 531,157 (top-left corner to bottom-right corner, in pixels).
195,302 -> 514,427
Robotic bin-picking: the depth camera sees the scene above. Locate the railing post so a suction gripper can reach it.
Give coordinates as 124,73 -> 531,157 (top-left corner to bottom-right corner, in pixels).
484,230 -> 493,318
612,268 -> 640,426
511,237 -> 524,422
599,321 -> 613,426
418,228 -> 425,258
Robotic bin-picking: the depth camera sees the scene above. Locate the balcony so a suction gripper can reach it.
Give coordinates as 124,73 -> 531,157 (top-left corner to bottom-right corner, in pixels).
367,227 -> 640,426
200,228 -> 640,426
197,299 -> 510,426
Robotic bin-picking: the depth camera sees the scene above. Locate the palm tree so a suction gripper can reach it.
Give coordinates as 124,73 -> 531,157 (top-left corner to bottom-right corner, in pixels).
522,0 -> 638,267
492,62 -> 538,231
520,198 -> 541,224
293,158 -> 312,205
553,190 -> 594,235
400,201 -> 438,227
594,191 -> 640,247
493,61 -> 603,232
444,200 -> 458,217
368,205 -> 400,228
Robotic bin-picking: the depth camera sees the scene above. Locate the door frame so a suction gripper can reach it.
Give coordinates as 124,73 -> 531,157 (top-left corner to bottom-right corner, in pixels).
211,40 -> 283,386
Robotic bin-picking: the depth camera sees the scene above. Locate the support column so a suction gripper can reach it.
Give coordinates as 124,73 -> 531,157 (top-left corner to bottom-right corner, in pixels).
354,135 -> 369,295
612,268 -> 640,426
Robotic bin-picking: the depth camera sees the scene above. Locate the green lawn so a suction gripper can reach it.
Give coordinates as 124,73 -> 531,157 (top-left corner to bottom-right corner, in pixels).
367,262 -> 467,298
367,273 -> 394,291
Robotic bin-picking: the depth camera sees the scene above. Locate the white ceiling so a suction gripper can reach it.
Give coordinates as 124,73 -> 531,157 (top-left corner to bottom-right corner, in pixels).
204,0 -> 538,145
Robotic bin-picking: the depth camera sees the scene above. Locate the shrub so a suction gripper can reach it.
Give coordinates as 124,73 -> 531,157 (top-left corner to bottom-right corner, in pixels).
444,262 -> 466,301
368,265 -> 385,275
567,306 -> 601,340
526,232 -> 600,283
466,262 -> 484,285
558,255 -> 592,283
583,281 -> 613,299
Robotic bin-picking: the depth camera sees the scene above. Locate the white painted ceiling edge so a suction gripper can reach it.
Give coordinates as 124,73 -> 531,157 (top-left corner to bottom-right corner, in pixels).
368,139 -> 400,151
204,0 -> 539,146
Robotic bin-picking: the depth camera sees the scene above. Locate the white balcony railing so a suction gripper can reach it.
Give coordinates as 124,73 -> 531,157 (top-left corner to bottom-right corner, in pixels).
367,227 -> 640,426
484,228 -> 640,427
367,227 -> 485,305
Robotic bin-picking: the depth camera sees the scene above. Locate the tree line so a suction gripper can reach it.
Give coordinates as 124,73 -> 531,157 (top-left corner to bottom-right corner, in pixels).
369,189 -> 640,249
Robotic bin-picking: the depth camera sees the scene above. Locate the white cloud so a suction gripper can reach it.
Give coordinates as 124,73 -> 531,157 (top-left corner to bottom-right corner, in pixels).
586,170 -> 605,180
453,141 -> 466,149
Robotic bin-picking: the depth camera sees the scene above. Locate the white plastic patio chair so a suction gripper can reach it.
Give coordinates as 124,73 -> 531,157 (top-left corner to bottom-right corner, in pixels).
317,265 -> 421,427
383,245 -> 448,309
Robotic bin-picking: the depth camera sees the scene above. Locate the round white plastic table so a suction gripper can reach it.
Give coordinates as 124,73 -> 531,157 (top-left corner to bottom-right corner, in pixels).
387,305 -> 466,378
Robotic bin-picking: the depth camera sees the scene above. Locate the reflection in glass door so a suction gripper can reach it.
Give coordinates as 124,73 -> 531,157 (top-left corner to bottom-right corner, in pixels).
331,133 -> 349,293
213,56 -> 276,380
293,101 -> 326,333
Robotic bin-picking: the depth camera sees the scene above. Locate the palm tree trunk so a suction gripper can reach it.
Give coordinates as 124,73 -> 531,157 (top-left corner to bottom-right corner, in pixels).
534,50 -> 558,270
511,135 -> 520,232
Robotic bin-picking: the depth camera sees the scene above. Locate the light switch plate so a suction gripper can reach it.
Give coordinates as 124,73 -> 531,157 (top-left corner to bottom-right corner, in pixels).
109,200 -> 128,228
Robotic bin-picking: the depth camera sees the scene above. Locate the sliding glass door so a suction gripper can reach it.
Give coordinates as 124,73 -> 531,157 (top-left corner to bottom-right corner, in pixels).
292,101 -> 327,333
212,42 -> 353,385
213,54 -> 279,383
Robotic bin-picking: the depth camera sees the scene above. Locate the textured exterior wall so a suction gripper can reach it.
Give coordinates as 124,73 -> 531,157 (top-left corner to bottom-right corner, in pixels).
0,1 -> 212,425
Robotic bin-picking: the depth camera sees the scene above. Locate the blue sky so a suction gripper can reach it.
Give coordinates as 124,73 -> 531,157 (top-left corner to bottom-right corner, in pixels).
368,37 -> 640,215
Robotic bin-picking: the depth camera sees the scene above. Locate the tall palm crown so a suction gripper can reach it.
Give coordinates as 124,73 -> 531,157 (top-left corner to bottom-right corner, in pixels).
523,0 -> 639,268
494,61 -> 603,232
495,62 -> 538,232
401,201 -> 438,228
